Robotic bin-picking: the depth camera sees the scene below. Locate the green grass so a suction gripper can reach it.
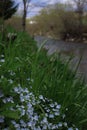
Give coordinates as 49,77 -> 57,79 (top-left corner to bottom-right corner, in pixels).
0,30 -> 87,129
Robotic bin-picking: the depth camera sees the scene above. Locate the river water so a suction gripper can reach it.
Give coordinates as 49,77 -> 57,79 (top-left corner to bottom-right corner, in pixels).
35,36 -> 87,81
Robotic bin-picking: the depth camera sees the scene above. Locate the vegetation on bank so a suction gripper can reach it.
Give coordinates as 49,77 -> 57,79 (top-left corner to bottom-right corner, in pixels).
0,29 -> 87,129
1,0 -> 87,42
28,3 -> 87,41
6,6 -> 87,42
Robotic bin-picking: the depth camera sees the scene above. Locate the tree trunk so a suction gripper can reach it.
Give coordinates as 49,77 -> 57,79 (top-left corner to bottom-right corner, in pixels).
2,0 -> 5,41
22,0 -> 27,32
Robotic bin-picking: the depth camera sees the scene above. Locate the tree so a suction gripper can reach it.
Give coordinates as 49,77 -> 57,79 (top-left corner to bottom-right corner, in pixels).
0,0 -> 18,20
22,0 -> 47,31
73,0 -> 87,13
22,0 -> 31,31
0,0 -> 18,40
30,3 -> 78,39
73,0 -> 87,39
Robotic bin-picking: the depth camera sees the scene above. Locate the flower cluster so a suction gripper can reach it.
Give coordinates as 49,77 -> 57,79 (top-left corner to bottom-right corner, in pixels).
0,85 -> 79,130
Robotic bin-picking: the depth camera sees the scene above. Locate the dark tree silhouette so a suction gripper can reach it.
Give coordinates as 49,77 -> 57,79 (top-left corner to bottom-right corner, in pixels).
73,0 -> 87,40
22,0 -> 31,31
22,0 -> 46,31
0,0 -> 18,20
0,0 -> 18,40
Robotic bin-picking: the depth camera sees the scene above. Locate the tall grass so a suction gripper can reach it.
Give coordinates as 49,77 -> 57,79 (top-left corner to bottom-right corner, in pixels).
31,47 -> 87,128
0,30 -> 87,129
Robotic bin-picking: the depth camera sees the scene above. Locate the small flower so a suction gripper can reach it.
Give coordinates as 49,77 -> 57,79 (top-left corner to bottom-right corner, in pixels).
20,95 -> 25,102
26,78 -> 30,81
64,122 -> 68,127
49,114 -> 54,118
8,79 -> 13,84
66,108 -> 68,111
0,59 -> 5,63
62,114 -> 66,119
24,88 -> 29,93
1,54 -> 4,57
43,117 -> 48,123
50,103 -> 54,108
1,75 -> 4,79
0,116 -> 4,123
20,120 -> 26,127
27,103 -> 32,109
19,108 -> 25,116
51,125 -> 57,129
56,104 -> 61,109
58,122 -> 63,127
75,128 -> 79,130
46,109 -> 50,113
3,97 -> 14,103
11,120 -> 16,125
14,123 -> 20,128
10,107 -> 15,111
27,121 -> 32,127
21,105 -> 25,109
14,87 -> 19,93
33,115 -> 38,121
54,111 -> 60,116
10,71 -> 15,76
39,95 -> 44,100
68,127 -> 74,130
42,125 -> 47,129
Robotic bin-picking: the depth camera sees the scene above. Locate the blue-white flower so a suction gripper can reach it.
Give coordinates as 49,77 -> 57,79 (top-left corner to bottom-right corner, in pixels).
68,127 -> 74,130
0,59 -> 5,63
56,104 -> 61,109
58,122 -> 63,127
0,116 -> 4,123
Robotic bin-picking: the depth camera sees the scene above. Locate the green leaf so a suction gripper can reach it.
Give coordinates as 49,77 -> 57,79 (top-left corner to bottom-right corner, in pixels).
80,119 -> 87,124
1,110 -> 20,119
0,103 -> 15,112
74,103 -> 81,108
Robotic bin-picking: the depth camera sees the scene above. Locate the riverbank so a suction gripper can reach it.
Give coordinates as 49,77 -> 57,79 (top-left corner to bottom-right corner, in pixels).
35,36 -> 87,81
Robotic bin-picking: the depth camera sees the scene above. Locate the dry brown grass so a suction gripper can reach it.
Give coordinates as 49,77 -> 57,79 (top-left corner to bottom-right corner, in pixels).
5,16 -> 37,37
5,16 -> 23,31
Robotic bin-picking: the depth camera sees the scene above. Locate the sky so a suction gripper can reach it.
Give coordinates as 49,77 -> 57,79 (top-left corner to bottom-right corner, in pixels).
15,0 -> 67,18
